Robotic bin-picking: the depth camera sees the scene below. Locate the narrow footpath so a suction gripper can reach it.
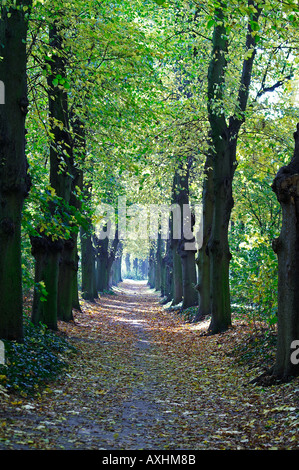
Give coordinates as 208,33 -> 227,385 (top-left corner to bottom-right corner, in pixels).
0,280 -> 298,450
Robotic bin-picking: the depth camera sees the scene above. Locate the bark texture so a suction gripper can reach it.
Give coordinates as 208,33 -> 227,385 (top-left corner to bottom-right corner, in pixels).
270,123 -> 299,380
174,159 -> 198,309
31,236 -> 63,330
207,1 -> 261,333
81,226 -> 97,300
31,18 -> 76,327
196,153 -> 213,319
0,2 -> 32,341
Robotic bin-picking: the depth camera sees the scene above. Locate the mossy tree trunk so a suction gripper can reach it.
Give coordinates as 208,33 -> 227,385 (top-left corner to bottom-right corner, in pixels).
171,244 -> 183,305
195,152 -> 213,320
155,231 -> 162,292
170,169 -> 183,306
172,158 -> 198,309
175,159 -> 198,310
31,237 -> 63,330
112,256 -> 122,285
95,228 -> 119,292
125,253 -> 131,275
270,123 -> 299,381
69,116 -> 85,311
81,225 -> 97,300
112,242 -> 123,285
0,1 -> 32,341
107,230 -> 119,290
95,231 -> 109,292
148,244 -> 156,288
31,18 -> 75,327
207,2 -> 261,334
161,239 -> 173,302
163,239 -> 173,303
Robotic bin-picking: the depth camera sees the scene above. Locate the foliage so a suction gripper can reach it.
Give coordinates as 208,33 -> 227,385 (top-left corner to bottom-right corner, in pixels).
232,328 -> 277,371
229,223 -> 278,327
229,111 -> 298,328
0,319 -> 76,395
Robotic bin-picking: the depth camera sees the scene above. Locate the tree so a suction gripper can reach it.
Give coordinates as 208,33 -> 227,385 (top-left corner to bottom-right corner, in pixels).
0,1 -> 32,341
176,158 -> 198,309
270,123 -> 299,381
94,228 -> 119,293
31,13 -> 75,328
81,179 -> 97,301
195,150 -> 213,320
206,0 -> 262,334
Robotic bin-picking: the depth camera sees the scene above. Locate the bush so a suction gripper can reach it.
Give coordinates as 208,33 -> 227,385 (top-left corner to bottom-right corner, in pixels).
0,318 -> 76,396
229,227 -> 278,328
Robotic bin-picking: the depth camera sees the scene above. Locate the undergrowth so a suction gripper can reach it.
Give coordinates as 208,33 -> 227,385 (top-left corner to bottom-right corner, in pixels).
232,328 -> 277,371
0,318 -> 76,396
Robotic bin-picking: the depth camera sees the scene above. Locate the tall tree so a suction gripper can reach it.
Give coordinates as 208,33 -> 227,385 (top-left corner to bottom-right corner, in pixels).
207,0 -> 262,333
31,13 -> 75,327
170,169 -> 183,306
172,158 -> 198,308
0,0 -> 32,341
195,150 -> 213,320
270,123 -> 299,381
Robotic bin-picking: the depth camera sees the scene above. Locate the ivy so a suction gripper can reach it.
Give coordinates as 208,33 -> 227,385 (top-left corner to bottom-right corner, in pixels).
0,318 -> 76,396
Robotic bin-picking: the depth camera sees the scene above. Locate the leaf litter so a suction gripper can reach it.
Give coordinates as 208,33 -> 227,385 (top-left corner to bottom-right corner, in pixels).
0,280 -> 298,450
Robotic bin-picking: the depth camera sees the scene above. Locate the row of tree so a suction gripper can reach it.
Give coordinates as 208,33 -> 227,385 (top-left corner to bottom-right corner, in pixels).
0,0 -> 157,335
0,0 -> 298,384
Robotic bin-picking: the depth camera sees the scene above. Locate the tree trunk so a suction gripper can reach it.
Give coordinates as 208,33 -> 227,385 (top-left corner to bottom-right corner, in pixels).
170,169 -> 183,305
161,255 -> 166,298
112,256 -> 122,285
70,116 -> 85,311
71,238 -> 81,310
195,153 -> 213,320
107,231 -> 119,289
163,240 -> 173,303
95,228 -> 119,292
207,134 -> 234,333
57,238 -> 76,321
31,18 -> 76,327
125,253 -> 131,276
155,231 -> 162,291
174,159 -> 198,309
171,243 -> 183,305
148,244 -> 156,288
270,123 -> 299,380
31,236 -> 63,330
0,1 -> 32,341
112,242 -> 123,286
81,226 -> 97,300
48,21 -> 75,321
95,232 -> 109,292
142,259 -> 148,280
207,2 -> 261,333
180,246 -> 198,309
162,244 -> 173,302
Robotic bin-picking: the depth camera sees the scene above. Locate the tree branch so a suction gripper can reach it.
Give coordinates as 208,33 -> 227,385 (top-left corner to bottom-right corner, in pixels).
229,0 -> 262,135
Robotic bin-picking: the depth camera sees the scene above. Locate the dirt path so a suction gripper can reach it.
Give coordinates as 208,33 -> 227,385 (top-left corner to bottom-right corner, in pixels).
0,280 -> 298,450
